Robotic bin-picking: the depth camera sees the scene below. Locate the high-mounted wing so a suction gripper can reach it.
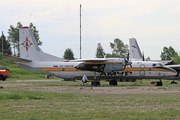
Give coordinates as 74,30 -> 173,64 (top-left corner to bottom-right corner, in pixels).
70,58 -> 107,62
166,65 -> 180,71
74,58 -> 132,73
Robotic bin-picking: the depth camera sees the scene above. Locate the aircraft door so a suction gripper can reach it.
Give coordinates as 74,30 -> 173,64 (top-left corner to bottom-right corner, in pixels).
112,58 -> 114,71
139,64 -> 145,76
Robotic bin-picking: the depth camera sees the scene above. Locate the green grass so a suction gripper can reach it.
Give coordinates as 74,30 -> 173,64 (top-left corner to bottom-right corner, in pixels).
0,58 -> 47,79
0,82 -> 180,120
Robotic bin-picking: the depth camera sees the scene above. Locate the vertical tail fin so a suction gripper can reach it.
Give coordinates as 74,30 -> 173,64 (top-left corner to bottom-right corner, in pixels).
19,27 -> 65,61
129,38 -> 143,60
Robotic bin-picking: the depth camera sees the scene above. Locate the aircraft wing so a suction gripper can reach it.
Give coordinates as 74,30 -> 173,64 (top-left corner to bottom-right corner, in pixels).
72,58 -> 107,72
69,58 -> 107,62
73,58 -> 130,73
5,55 -> 32,62
166,65 -> 180,71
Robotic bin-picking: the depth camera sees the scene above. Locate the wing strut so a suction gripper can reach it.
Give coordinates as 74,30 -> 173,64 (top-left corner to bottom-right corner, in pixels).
94,71 -> 96,80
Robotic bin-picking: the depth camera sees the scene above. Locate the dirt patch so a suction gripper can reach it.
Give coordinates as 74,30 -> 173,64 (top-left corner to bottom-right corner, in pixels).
62,86 -> 180,95
1,80 -> 180,96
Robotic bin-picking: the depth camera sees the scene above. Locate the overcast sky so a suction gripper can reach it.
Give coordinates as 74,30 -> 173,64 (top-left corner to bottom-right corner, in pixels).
1,0 -> 180,60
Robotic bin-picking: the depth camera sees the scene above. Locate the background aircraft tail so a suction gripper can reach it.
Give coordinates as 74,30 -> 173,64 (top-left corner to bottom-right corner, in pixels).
129,38 -> 143,60
19,27 -> 65,61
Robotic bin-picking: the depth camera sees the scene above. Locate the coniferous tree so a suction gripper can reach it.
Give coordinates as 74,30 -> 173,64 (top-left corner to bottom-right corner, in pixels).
63,48 -> 75,60
0,33 -> 12,55
96,43 -> 105,58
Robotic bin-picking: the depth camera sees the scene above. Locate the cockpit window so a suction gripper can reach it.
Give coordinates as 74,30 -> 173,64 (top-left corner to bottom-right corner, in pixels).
158,63 -> 163,67
152,63 -> 164,67
152,64 -> 156,67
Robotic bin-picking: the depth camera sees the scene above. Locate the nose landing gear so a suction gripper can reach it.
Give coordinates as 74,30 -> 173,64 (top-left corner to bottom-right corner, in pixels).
156,79 -> 163,86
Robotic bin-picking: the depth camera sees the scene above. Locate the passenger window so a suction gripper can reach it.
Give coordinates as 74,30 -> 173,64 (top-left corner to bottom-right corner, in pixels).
152,64 -> 156,67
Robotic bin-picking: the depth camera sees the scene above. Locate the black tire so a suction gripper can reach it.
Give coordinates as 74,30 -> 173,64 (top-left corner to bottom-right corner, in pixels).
91,81 -> 101,86
109,80 -> 117,86
2,77 -> 6,81
91,82 -> 95,86
156,81 -> 163,86
96,82 -> 100,86
171,81 -> 177,84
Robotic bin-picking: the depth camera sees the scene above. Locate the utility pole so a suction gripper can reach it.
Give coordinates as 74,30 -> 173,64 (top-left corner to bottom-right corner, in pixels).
80,4 -> 81,59
2,31 -> 3,54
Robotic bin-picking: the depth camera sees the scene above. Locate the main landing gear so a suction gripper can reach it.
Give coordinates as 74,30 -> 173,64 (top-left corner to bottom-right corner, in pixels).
91,71 -> 101,86
91,81 -> 100,86
90,71 -> 117,86
109,80 -> 117,86
91,80 -> 118,86
92,71 -> 118,86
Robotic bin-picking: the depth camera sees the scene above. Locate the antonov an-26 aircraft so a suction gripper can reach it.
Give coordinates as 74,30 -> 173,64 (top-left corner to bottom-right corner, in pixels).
6,27 -> 177,86
129,38 -> 180,86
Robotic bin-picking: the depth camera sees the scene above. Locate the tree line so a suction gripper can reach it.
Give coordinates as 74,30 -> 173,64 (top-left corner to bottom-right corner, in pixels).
0,22 -> 42,56
1,22 -> 180,64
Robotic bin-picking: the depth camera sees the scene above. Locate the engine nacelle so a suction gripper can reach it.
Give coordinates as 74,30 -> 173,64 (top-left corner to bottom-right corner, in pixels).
74,63 -> 86,70
103,64 -> 124,73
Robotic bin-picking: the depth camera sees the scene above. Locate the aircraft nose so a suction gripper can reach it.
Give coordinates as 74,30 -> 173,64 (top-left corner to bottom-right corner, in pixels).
168,68 -> 177,76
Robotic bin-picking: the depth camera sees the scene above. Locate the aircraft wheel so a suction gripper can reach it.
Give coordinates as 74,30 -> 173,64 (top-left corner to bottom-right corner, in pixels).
91,82 -> 95,86
171,81 -> 177,84
156,81 -> 163,86
91,81 -> 100,86
109,80 -> 117,86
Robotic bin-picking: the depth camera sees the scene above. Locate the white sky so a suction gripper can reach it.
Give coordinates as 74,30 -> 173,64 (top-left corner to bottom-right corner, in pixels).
1,0 -> 180,60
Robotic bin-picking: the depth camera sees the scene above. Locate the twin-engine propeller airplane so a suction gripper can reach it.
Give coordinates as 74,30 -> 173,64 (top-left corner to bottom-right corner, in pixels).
6,27 -> 177,86
129,38 -> 180,85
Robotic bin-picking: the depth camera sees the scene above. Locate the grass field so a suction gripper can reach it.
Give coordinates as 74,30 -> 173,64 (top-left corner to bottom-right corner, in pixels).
0,57 -> 47,79
0,80 -> 180,120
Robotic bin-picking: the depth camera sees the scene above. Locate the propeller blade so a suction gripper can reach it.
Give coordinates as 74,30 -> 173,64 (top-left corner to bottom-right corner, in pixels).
123,58 -> 132,70
143,52 -> 145,61
127,52 -> 129,61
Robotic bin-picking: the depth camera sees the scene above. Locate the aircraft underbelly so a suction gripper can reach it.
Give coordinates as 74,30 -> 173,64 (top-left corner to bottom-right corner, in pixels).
50,70 -> 168,79
18,62 -> 175,80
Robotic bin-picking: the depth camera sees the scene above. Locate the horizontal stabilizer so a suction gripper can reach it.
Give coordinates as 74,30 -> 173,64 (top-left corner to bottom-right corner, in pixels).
5,55 -> 32,62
